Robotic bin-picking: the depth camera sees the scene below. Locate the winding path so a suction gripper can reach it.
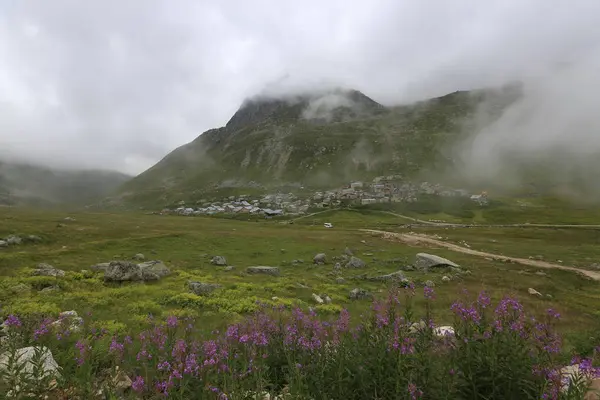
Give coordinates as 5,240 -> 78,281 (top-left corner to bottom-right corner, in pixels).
361,229 -> 600,281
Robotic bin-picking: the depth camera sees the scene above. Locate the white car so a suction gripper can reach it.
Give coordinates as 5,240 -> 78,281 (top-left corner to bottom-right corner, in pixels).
324,223 -> 333,228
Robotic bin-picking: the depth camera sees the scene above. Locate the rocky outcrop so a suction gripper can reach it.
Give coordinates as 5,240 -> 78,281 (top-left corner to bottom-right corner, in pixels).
345,256 -> 366,268
415,253 -> 459,271
32,263 -> 65,277
211,256 -> 227,266
313,253 -> 327,265
189,281 -> 221,296
104,260 -> 170,282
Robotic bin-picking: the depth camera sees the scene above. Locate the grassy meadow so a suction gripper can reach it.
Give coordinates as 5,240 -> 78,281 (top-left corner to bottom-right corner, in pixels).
1,206 -> 600,347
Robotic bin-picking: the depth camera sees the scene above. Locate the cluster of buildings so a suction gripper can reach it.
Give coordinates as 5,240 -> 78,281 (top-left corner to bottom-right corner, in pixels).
160,175 -> 488,217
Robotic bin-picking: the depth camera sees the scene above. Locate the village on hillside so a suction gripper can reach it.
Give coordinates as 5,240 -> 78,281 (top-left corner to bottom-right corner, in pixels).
161,175 -> 489,217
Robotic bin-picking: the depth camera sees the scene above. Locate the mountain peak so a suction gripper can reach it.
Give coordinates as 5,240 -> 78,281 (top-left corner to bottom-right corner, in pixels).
225,88 -> 386,131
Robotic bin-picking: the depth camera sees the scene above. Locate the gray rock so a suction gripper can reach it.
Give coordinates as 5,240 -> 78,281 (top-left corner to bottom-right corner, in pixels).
415,253 -> 459,271
0,346 -> 61,380
528,287 -> 542,297
211,256 -> 227,266
349,288 -> 372,300
104,261 -> 143,282
335,277 -> 346,284
91,262 -> 111,272
441,275 -> 451,283
189,281 -> 221,296
323,294 -> 332,304
367,270 -> 405,282
535,271 -> 548,277
139,260 -> 170,280
344,247 -> 354,256
40,285 -> 60,293
133,253 -> 145,261
32,263 -> 65,277
224,266 -> 235,272
246,266 -> 280,276
0,240 -> 6,247
6,235 -> 22,245
345,256 -> 366,269
313,253 -> 327,265
424,280 -> 436,288
333,262 -> 342,271
25,235 -> 42,243
312,293 -> 324,304
51,311 -> 84,333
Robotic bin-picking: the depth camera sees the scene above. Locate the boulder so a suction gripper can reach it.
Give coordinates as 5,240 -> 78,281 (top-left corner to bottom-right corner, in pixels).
367,271 -> 405,282
32,263 -> 65,277
345,256 -> 366,269
51,310 -> 84,332
133,253 -> 145,261
211,256 -> 227,266
6,235 -> 22,245
415,253 -> 459,271
246,266 -> 280,276
0,346 -> 61,380
112,369 -> 132,393
189,281 -> 221,296
349,288 -> 372,300
312,293 -> 324,304
139,260 -> 170,280
313,253 -> 327,265
434,326 -> 455,337
104,261 -> 143,282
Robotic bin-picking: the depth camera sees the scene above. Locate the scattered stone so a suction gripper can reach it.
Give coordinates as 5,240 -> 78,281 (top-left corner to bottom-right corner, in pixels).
32,263 -> 65,277
104,261 -> 142,282
0,346 -> 61,381
363,252 -> 374,256
344,247 -> 353,256
367,271 -> 405,282
409,321 -> 427,334
349,288 -> 372,300
323,294 -> 332,304
6,235 -> 22,245
139,260 -> 171,280
292,259 -> 304,265
415,253 -> 459,271
133,253 -> 145,261
333,262 -> 342,271
211,256 -> 227,266
546,294 -> 553,299
425,280 -> 436,288
345,256 -> 366,269
224,266 -> 235,272
535,271 -> 548,277
312,293 -> 324,304
189,281 -> 221,296
313,253 -> 327,265
246,266 -> 280,276
64,217 -> 76,222
335,277 -> 346,284
434,326 -> 455,337
40,285 -> 60,293
399,264 -> 416,271
51,310 -> 84,333
25,235 -> 42,243
528,287 -> 543,297
0,240 -> 6,247
442,276 -> 451,283
112,369 -> 132,393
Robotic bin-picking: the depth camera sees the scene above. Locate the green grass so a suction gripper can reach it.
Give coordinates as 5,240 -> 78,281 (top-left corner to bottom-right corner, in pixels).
2,207 -> 600,346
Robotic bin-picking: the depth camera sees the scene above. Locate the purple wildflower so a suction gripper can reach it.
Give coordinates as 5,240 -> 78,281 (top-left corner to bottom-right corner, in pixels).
131,376 -> 145,392
4,314 -> 21,328
424,286 -> 435,300
166,315 -> 178,328
408,383 -> 423,399
477,291 -> 491,309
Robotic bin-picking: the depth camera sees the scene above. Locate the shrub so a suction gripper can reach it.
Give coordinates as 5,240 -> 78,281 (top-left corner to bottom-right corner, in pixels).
1,286 -> 598,399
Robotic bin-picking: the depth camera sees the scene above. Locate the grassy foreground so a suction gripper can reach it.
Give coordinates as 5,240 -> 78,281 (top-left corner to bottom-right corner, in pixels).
1,207 -> 600,398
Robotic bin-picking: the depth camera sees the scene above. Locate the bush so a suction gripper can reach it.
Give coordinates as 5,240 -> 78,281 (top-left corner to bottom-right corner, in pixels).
1,287 -> 598,399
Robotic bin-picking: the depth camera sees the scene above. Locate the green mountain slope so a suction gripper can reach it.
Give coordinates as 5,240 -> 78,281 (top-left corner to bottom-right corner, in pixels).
0,161 -> 131,207
114,86 -> 522,208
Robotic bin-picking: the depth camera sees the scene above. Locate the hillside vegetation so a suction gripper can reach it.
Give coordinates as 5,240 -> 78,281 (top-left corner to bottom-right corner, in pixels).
113,85 -> 522,208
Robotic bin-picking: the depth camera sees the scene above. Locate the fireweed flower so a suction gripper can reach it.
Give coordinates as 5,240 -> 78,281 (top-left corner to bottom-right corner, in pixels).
423,286 -> 436,300
33,318 -> 53,340
109,337 -> 125,355
74,339 -> 89,366
477,291 -> 491,309
166,315 -> 178,328
131,376 -> 145,392
4,314 -> 22,328
408,383 -> 423,399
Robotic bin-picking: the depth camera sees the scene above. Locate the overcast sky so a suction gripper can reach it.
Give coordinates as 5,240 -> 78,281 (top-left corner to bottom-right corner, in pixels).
1,0 -> 599,175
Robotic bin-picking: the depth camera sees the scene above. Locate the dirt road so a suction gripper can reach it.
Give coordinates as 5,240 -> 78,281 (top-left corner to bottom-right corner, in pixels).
361,229 -> 600,281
